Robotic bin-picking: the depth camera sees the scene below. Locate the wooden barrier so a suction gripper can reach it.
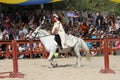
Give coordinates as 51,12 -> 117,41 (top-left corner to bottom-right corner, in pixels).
108,38 -> 120,55
85,38 -> 120,74
99,38 -> 116,74
84,39 -> 103,55
9,40 -> 24,78
0,40 -> 23,78
15,40 -> 48,58
0,38 -> 120,78
0,39 -> 112,59
0,40 -> 48,78
0,40 -> 12,59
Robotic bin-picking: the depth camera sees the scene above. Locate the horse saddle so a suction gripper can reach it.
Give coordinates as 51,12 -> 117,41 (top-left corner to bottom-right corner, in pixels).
65,34 -> 78,47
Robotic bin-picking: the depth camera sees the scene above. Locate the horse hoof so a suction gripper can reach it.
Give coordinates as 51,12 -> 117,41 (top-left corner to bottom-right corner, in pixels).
51,63 -> 57,68
54,63 -> 58,67
48,65 -> 53,68
53,61 -> 58,67
73,65 -> 82,68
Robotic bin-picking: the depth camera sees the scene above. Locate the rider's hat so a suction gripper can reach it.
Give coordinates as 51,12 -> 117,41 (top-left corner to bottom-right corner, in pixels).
53,14 -> 59,18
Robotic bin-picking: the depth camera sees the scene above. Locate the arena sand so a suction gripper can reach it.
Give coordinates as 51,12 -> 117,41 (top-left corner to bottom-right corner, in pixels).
0,55 -> 120,80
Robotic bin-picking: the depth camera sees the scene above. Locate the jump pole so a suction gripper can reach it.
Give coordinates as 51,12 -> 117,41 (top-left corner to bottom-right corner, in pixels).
99,38 -> 115,74
9,40 -> 24,78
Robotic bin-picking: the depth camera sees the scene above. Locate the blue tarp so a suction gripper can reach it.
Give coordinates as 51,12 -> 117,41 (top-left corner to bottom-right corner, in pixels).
0,0 -> 62,5
18,0 -> 51,5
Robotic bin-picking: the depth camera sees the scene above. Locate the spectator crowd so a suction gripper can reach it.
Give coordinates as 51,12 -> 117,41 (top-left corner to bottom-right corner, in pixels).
0,9 -> 120,58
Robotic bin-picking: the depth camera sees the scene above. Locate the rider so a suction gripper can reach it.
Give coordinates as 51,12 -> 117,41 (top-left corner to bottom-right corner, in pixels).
51,13 -> 66,49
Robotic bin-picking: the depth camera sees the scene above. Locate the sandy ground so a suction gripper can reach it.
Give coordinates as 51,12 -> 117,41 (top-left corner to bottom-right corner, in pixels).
0,55 -> 120,80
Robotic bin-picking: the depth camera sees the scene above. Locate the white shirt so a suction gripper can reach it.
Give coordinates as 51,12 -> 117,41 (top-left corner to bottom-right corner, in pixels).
52,21 -> 66,48
52,21 -> 65,35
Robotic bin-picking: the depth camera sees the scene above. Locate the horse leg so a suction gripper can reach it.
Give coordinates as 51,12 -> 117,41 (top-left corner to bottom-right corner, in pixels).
47,52 -> 54,68
48,51 -> 58,68
76,52 -> 82,67
74,45 -> 82,67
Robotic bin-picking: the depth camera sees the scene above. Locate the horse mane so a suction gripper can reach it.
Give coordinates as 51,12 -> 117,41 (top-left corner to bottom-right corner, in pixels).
39,29 -> 50,35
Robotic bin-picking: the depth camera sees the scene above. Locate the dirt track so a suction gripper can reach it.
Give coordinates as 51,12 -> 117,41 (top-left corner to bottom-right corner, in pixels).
0,55 -> 120,80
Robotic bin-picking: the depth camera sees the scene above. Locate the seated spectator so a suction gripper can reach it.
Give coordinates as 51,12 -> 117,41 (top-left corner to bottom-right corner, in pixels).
91,41 -> 98,56
4,16 -> 11,29
26,29 -> 34,40
116,41 -> 120,55
91,30 -> 97,39
0,18 -> 4,29
0,44 -> 4,59
0,29 -> 3,40
79,22 -> 88,36
117,42 -> 120,49
18,32 -> 26,58
33,42 -> 44,58
34,42 -> 42,51
18,44 -> 27,59
86,42 -> 92,49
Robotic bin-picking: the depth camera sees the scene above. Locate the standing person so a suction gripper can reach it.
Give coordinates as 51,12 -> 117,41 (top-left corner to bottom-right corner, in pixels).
67,10 -> 74,26
96,12 -> 103,30
51,14 -> 66,49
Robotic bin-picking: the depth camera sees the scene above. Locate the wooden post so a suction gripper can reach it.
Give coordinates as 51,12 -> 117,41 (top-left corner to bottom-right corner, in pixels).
99,38 -> 115,74
9,40 -> 24,78
30,41 -> 33,58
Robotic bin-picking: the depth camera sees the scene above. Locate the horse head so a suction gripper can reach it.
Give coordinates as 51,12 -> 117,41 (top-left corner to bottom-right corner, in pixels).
31,26 -> 50,39
30,27 -> 40,39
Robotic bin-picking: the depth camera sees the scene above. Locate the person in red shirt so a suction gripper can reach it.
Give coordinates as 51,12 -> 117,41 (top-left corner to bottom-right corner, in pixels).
79,22 -> 88,36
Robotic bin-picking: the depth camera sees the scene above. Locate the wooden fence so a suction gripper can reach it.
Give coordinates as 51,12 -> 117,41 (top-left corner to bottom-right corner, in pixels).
0,38 -> 120,59
0,38 -> 120,78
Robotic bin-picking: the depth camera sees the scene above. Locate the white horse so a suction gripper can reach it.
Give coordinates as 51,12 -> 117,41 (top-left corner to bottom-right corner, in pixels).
31,27 -> 91,68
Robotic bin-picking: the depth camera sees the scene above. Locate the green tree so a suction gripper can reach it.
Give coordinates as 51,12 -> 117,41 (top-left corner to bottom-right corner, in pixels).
1,0 -> 120,15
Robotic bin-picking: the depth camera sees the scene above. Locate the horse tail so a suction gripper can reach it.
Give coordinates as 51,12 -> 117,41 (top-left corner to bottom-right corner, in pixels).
79,38 -> 91,61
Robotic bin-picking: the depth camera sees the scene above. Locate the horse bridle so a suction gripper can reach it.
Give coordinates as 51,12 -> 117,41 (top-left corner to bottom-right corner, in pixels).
31,27 -> 51,40
31,19 -> 45,39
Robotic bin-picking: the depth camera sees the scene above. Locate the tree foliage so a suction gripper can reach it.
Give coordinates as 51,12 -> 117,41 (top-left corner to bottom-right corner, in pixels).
0,0 -> 120,15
